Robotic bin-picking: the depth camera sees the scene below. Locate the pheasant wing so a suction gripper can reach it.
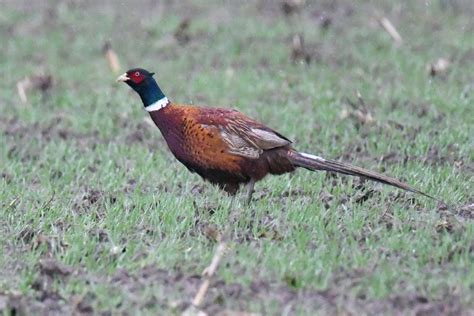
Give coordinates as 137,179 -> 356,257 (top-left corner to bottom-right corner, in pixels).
200,109 -> 292,159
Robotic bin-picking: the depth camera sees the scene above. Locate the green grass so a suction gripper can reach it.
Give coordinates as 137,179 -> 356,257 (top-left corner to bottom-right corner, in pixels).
1,1 -> 473,315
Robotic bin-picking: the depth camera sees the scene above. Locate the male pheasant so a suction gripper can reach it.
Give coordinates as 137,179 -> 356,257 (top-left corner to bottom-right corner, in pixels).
117,68 -> 433,203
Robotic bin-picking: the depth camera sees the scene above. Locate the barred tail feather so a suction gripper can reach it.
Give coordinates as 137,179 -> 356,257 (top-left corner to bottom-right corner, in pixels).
290,151 -> 435,200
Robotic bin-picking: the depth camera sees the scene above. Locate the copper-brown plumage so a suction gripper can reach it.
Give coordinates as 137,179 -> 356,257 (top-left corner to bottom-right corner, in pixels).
117,68 -> 434,203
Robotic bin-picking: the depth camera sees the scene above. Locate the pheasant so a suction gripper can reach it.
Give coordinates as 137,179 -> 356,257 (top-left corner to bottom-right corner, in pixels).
117,68 -> 433,204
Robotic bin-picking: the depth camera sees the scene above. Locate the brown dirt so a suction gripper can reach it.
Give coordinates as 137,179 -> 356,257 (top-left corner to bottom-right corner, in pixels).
2,262 -> 469,315
1,114 -> 165,160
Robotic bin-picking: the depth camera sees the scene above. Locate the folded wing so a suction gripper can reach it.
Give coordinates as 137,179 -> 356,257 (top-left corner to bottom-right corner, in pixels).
217,114 -> 292,159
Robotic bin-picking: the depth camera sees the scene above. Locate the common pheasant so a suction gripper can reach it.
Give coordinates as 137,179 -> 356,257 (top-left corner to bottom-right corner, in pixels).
117,68 -> 433,204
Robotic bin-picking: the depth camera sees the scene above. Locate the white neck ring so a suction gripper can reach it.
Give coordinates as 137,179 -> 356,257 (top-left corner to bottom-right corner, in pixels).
145,97 -> 169,112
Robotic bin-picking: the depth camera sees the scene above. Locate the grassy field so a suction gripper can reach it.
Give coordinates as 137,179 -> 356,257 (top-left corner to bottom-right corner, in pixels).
1,1 -> 473,315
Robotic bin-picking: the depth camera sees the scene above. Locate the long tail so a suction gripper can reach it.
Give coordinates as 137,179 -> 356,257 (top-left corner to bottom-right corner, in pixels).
289,151 -> 436,200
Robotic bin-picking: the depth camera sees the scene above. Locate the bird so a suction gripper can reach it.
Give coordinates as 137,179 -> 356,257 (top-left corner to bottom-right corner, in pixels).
117,68 -> 434,204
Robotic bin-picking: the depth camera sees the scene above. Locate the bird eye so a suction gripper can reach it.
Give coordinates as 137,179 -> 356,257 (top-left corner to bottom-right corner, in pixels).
134,72 -> 140,77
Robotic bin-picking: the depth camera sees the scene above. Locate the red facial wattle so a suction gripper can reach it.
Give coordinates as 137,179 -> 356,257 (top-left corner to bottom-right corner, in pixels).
129,71 -> 145,84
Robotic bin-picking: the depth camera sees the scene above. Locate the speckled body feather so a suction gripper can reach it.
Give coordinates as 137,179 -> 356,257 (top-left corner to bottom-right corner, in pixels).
150,103 -> 295,194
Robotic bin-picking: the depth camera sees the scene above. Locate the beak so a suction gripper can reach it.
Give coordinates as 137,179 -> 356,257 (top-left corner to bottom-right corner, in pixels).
116,73 -> 129,82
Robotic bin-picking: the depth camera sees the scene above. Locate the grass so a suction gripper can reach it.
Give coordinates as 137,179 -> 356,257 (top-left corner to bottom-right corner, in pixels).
1,0 -> 473,315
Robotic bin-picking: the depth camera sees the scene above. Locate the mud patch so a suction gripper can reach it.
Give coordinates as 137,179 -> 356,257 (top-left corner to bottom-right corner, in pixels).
456,203 -> 474,220
3,258 -> 77,316
1,116 -> 104,162
105,264 -> 468,315
107,264 -> 336,314
1,115 -> 162,158
70,187 -> 117,224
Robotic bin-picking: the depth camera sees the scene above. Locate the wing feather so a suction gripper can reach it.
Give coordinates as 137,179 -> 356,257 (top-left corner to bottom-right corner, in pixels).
195,107 -> 292,159
219,116 -> 291,158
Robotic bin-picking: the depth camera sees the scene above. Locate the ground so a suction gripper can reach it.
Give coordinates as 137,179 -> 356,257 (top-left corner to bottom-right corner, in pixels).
0,0 -> 473,315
